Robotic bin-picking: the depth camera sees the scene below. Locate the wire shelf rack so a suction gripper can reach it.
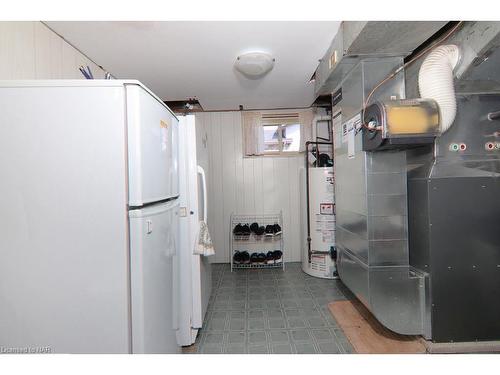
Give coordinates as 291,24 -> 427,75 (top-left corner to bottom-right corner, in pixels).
231,262 -> 283,270
230,212 -> 284,272
233,234 -> 282,243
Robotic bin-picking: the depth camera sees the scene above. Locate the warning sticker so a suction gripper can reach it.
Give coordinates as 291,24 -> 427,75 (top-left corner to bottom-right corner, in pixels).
342,113 -> 362,159
342,122 -> 348,144
311,254 -> 326,264
320,203 -> 334,215
325,175 -> 334,194
322,230 -> 335,243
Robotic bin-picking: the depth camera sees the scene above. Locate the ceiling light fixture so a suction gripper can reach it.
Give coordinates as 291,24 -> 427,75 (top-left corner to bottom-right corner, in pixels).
234,52 -> 275,78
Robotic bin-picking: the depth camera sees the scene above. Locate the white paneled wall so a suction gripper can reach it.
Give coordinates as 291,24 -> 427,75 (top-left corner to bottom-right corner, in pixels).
0,21 -> 106,80
195,111 -> 304,264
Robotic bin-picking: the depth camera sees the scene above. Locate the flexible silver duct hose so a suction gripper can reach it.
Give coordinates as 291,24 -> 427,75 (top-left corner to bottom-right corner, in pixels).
418,44 -> 461,133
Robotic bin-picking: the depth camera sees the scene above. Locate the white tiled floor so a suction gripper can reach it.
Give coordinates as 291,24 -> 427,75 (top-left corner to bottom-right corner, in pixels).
187,262 -> 355,354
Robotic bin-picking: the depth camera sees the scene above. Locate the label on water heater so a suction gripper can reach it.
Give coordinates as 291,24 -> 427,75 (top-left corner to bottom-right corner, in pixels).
310,168 -> 336,251
312,254 -> 326,264
320,203 -> 334,215
315,214 -> 335,244
326,174 -> 334,194
322,230 -> 335,243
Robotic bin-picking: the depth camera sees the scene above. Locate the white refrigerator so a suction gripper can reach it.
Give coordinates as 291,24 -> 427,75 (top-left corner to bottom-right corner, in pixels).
0,80 -> 181,354
177,115 -> 212,346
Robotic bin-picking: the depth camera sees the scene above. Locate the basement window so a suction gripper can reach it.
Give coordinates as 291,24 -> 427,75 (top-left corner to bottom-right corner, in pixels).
261,114 -> 301,155
243,111 -> 306,157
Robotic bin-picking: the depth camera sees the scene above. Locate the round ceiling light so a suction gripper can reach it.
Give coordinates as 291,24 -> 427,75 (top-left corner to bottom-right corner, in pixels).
234,52 -> 275,78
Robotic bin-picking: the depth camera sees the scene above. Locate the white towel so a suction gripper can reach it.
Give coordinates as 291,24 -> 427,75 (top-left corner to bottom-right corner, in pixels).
194,221 -> 215,256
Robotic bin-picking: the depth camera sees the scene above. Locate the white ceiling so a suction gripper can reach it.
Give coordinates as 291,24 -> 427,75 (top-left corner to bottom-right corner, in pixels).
46,21 -> 340,110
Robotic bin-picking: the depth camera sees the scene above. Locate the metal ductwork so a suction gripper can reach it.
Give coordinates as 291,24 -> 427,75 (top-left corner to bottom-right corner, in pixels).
314,21 -> 448,97
333,57 -> 432,337
332,21 -> 500,342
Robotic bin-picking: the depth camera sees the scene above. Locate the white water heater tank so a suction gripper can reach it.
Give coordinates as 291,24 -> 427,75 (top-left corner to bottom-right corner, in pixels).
300,166 -> 337,279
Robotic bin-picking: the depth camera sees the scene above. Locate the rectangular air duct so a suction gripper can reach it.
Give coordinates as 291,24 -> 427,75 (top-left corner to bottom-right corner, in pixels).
314,21 -> 448,96
333,57 -> 431,337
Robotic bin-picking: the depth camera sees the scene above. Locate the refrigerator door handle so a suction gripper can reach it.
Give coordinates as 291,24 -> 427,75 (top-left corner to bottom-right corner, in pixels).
197,166 -> 207,223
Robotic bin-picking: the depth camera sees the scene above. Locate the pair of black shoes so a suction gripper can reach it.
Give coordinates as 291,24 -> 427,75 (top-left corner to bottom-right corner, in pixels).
233,250 -> 283,265
264,224 -> 282,236
250,252 -> 267,263
234,222 -> 270,236
264,250 -> 283,264
249,222 -> 266,236
233,223 -> 251,236
269,250 -> 283,262
233,251 -> 250,264
251,250 -> 283,264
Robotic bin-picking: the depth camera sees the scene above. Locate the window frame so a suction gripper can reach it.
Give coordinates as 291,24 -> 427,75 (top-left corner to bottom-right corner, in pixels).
259,115 -> 302,157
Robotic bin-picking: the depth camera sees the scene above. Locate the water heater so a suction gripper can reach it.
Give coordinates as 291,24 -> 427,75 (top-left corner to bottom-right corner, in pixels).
300,142 -> 337,279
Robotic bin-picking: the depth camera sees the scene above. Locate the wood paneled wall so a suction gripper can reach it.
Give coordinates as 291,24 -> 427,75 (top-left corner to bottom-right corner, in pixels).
0,22 -> 107,79
0,22 -> 305,263
195,111 -> 304,263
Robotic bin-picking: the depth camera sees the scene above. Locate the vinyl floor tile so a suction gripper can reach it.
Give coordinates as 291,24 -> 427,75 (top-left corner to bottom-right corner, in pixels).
193,262 -> 354,355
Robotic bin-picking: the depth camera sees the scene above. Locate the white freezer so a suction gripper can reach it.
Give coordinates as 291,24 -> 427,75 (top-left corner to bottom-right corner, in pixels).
0,80 -> 181,353
127,84 -> 179,206
177,115 -> 212,346
129,200 -> 181,354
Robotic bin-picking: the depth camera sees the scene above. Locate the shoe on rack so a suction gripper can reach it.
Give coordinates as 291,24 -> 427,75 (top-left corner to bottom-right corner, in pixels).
240,251 -> 250,264
233,223 -> 243,236
254,225 -> 265,236
233,251 -> 242,264
264,225 -> 274,236
250,222 -> 260,234
273,223 -> 282,235
272,250 -> 283,263
257,253 -> 266,263
266,251 -> 275,264
241,224 -> 251,236
250,252 -> 260,264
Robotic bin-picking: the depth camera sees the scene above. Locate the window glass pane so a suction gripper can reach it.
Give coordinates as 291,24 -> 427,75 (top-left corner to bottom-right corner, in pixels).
282,123 -> 300,152
263,124 -> 280,153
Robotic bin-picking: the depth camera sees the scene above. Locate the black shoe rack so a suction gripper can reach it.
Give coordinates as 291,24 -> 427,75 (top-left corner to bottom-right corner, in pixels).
230,212 -> 284,271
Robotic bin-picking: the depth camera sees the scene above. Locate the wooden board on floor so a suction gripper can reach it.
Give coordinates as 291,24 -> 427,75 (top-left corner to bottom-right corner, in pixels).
421,339 -> 500,354
328,300 -> 426,354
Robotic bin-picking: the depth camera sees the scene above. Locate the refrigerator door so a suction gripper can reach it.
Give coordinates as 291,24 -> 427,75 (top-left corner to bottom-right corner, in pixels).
129,200 -> 181,354
176,115 -> 212,345
192,165 -> 212,329
177,115 -> 194,346
0,83 -> 130,353
126,83 -> 179,206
